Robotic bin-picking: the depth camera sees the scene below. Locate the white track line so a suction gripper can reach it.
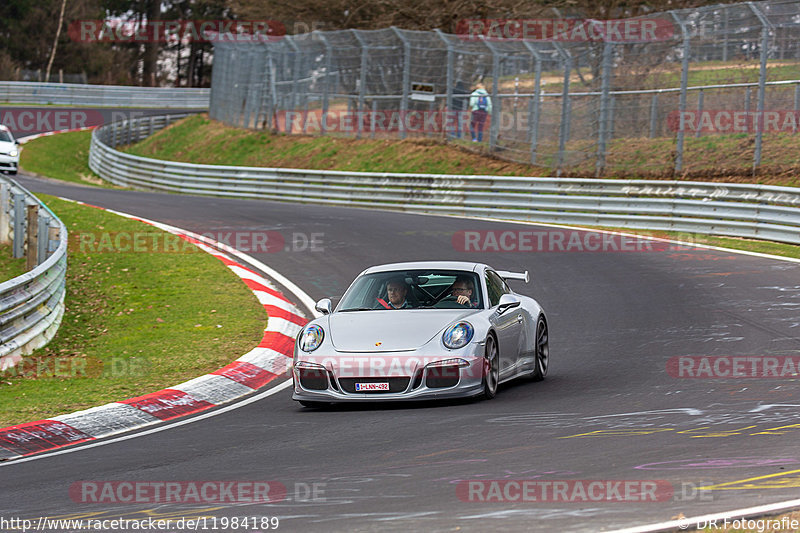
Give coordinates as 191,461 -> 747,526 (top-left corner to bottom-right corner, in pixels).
609,498 -> 800,532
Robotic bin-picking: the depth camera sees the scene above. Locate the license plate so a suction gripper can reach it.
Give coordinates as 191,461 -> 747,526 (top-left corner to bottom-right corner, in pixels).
355,382 -> 389,391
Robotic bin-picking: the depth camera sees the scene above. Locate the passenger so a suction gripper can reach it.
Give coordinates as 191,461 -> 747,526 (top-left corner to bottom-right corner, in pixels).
385,278 -> 411,309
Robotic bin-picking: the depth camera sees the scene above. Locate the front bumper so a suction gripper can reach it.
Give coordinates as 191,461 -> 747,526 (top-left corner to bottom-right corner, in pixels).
292,346 -> 486,402
0,154 -> 18,172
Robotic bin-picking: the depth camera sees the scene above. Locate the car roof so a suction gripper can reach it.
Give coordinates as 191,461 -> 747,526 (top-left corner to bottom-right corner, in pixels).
361,261 -> 489,275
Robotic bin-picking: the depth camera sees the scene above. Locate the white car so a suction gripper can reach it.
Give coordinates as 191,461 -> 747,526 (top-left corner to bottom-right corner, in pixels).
0,125 -> 20,176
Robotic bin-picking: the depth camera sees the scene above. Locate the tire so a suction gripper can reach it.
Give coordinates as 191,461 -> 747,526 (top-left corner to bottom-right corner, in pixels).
480,334 -> 499,400
531,315 -> 549,382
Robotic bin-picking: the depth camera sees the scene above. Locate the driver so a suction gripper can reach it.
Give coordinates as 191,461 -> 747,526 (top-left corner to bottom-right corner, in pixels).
449,276 -> 478,307
385,277 -> 411,309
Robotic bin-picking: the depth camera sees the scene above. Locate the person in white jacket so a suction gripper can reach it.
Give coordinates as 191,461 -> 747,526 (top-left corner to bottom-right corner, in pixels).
469,83 -> 492,142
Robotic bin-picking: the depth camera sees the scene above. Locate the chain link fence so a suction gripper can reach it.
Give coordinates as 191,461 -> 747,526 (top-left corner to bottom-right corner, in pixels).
208,0 -> 800,176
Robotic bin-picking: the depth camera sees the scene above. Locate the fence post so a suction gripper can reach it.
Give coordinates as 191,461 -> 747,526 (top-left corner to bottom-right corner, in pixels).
482,37 -> 501,151
0,182 -> 9,245
316,31 -> 333,136
48,220 -> 60,255
25,204 -> 38,270
649,92 -> 659,138
596,40 -> 613,177
352,30 -> 369,140
37,214 -> 49,264
391,27 -> 411,140
522,42 -> 542,165
555,44 -> 572,175
227,44 -> 244,127
266,46 -> 277,131
370,100 -> 377,139
434,29 -> 455,140
12,192 -> 25,258
749,2 -> 771,173
241,48 -> 257,128
722,8 -> 729,62
794,83 -> 800,133
286,37 -> 303,132
671,12 -> 690,173
695,89 -> 704,138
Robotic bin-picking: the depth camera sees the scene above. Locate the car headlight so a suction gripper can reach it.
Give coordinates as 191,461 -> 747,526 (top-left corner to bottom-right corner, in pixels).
442,322 -> 474,349
299,324 -> 324,352
295,361 -> 325,370
426,358 -> 469,368
9,149 -> 18,157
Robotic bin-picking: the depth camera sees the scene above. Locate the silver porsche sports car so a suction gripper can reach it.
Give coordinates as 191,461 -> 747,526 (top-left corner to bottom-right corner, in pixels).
291,261 -> 549,406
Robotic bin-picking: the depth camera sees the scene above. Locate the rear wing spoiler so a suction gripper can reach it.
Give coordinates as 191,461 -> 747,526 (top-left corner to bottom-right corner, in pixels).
497,270 -> 529,283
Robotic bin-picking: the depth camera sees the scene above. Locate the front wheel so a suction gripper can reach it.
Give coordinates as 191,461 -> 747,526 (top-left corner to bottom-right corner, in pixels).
480,335 -> 499,400
531,315 -> 549,382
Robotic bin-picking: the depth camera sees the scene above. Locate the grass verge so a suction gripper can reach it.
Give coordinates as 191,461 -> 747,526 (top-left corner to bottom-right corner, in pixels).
19,130 -> 114,188
0,244 -> 27,282
0,194 -> 266,426
124,113 -> 800,185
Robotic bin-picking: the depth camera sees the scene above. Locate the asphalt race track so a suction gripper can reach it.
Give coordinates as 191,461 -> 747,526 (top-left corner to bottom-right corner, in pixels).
3,173 -> 800,532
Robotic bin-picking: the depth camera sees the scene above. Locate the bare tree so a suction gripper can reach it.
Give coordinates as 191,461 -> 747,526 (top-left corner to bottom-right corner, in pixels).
45,0 -> 68,82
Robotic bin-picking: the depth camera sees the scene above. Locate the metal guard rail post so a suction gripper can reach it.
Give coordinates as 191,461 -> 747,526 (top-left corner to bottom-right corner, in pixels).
0,178 -> 68,370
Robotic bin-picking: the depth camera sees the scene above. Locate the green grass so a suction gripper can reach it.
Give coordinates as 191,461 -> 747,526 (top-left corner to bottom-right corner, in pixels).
19,130 -> 113,188
0,244 -> 27,282
527,59 -> 800,94
0,195 -> 266,426
123,114 -> 531,176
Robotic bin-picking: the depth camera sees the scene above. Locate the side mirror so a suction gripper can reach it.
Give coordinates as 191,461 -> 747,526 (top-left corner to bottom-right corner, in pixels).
14,140 -> 20,145
315,298 -> 332,315
496,294 -> 520,315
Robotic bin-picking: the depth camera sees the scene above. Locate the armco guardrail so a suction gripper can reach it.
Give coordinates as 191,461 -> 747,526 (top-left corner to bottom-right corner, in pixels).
0,81 -> 208,109
0,177 -> 67,370
90,115 -> 800,245
91,113 -> 193,149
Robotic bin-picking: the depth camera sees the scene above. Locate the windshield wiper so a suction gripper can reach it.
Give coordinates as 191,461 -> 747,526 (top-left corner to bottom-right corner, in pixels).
339,307 -> 375,312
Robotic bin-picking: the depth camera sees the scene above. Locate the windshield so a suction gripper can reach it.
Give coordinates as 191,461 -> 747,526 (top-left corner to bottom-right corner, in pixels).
0,131 -> 13,143
338,270 -> 483,311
